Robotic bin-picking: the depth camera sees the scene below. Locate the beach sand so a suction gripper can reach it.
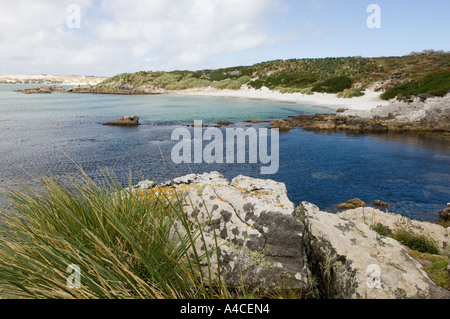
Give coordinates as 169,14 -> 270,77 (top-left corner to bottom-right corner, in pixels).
176,86 -> 389,112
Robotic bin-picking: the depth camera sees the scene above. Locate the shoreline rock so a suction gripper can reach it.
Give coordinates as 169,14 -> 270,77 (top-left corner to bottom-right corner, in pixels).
17,85 -> 65,94
103,116 -> 140,126
133,172 -> 450,299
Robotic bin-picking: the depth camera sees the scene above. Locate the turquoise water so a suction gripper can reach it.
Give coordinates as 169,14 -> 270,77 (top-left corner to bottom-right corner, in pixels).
0,85 -> 449,221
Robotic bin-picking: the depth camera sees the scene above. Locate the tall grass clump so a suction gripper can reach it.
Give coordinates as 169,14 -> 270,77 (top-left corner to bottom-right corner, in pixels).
392,230 -> 440,255
336,88 -> 365,98
0,169 -> 227,299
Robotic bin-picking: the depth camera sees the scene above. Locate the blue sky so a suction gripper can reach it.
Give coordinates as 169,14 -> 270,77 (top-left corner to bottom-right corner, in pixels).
0,0 -> 449,76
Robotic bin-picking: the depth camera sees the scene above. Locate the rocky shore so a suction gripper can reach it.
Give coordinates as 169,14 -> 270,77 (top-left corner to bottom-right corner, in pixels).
134,172 -> 450,299
17,85 -> 158,95
270,94 -> 450,133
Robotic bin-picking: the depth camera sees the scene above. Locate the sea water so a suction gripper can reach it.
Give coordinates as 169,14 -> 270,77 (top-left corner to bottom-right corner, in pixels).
0,85 -> 449,221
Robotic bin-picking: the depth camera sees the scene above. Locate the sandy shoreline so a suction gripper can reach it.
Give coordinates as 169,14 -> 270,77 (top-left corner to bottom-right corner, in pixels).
176,86 -> 390,112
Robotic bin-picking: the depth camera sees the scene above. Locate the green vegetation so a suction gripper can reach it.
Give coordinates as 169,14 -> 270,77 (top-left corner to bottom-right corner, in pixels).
381,70 -> 450,100
311,76 -> 352,93
97,51 -> 450,100
409,251 -> 450,289
392,230 -> 440,255
369,221 -> 449,290
0,169 -> 227,299
0,169 -> 310,299
370,223 -> 393,237
337,88 -> 365,99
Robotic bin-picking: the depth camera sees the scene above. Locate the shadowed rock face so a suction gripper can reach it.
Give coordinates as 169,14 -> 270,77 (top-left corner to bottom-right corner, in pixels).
103,116 -> 140,126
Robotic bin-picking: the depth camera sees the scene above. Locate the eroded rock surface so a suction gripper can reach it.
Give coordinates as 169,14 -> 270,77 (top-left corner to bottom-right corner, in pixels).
135,172 -> 310,292
300,202 -> 450,299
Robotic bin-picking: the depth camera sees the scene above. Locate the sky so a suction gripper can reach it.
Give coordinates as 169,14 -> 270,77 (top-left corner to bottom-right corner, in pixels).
1,0 -> 449,77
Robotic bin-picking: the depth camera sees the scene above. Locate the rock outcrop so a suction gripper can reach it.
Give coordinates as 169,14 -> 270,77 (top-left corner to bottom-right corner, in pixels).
67,86 -> 153,95
299,202 -> 450,299
18,85 -> 65,94
269,94 -> 450,133
270,119 -> 293,132
135,172 -> 310,293
133,173 -> 449,299
103,116 -> 140,126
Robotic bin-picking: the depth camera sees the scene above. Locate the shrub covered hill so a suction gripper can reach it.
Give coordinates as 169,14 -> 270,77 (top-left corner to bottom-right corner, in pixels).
98,50 -> 450,100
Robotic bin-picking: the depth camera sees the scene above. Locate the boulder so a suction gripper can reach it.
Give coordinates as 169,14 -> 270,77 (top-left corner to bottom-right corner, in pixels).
103,116 -> 140,126
244,119 -> 264,123
374,200 -> 388,207
439,204 -> 450,225
135,172 -> 310,293
299,202 -> 450,299
216,121 -> 234,127
338,198 -> 366,210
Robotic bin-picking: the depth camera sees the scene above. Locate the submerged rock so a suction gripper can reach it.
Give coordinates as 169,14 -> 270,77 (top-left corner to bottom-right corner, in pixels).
103,116 -> 140,126
374,200 -> 388,207
338,198 -> 366,210
216,121 -> 234,127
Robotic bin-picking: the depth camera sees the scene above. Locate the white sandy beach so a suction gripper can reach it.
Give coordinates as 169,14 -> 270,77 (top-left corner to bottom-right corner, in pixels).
177,86 -> 390,112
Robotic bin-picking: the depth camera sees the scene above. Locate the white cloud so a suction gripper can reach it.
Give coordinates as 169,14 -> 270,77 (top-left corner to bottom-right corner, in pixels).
0,0 -> 284,76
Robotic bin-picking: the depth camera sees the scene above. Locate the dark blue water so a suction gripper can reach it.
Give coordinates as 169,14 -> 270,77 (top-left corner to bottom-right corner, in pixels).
1,85 -> 449,221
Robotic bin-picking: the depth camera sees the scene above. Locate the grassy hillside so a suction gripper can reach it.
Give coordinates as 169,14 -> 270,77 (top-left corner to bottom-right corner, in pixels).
98,50 -> 450,99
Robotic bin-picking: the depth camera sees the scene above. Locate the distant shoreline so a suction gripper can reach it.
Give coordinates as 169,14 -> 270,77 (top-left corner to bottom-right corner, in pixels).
0,74 -> 107,86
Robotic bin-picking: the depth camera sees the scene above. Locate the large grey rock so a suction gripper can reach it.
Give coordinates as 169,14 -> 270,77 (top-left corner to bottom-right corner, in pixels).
339,207 -> 449,252
299,202 -> 450,299
136,172 -> 310,292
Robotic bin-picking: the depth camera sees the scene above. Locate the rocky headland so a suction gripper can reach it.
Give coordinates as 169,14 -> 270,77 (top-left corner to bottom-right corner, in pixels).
133,172 -> 450,299
270,94 -> 450,133
17,85 -> 157,95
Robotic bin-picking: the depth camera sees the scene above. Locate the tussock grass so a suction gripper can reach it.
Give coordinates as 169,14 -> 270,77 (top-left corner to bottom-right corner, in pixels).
392,230 -> 440,255
409,251 -> 450,289
0,169 -> 227,299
